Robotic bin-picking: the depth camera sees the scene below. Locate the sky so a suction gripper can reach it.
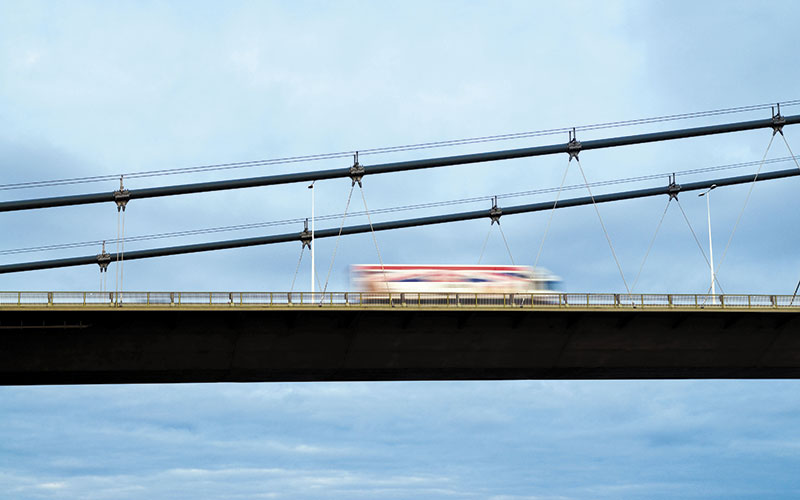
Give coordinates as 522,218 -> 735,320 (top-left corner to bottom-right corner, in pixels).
2,0 -> 800,498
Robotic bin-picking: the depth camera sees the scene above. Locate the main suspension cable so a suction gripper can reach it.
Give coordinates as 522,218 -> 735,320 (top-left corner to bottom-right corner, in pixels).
3,166 -> 800,276
8,155 -> 797,259
2,100 -> 799,193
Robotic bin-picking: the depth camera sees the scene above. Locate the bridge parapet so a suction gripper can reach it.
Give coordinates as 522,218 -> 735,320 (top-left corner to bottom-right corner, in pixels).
1,291 -> 799,311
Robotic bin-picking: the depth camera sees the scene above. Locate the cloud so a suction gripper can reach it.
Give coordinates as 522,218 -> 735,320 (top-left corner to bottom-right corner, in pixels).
2,2 -> 800,499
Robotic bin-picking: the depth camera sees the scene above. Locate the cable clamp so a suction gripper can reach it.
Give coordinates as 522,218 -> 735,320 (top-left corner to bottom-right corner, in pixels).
668,173 -> 681,200
490,196 -> 502,225
567,128 -> 581,161
349,151 -> 365,187
300,219 -> 312,249
113,176 -> 130,212
772,103 -> 785,136
96,241 -> 112,272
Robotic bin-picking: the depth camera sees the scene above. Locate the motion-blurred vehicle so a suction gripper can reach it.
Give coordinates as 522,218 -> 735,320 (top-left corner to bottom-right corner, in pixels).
351,264 -> 560,304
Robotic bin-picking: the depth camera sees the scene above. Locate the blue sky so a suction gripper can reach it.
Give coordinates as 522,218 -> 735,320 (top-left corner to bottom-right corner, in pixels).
2,1 -> 800,498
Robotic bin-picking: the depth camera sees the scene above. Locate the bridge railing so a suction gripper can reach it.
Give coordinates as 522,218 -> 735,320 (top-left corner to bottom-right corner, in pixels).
2,291 -> 800,309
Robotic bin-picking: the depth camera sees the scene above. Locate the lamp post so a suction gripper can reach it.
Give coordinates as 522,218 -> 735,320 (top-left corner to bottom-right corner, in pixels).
699,184 -> 717,301
308,181 -> 315,295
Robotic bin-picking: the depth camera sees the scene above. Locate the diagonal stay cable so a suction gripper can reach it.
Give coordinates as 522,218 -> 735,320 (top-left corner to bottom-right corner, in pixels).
497,223 -> 516,265
779,132 -> 800,302
631,198 -> 672,292
714,133 -> 776,278
575,157 -> 631,294
477,225 -> 493,264
289,246 -> 305,293
675,198 -> 724,293
533,159 -> 571,271
321,184 -> 355,295
315,259 -> 324,296
779,132 -> 800,171
359,186 -> 390,292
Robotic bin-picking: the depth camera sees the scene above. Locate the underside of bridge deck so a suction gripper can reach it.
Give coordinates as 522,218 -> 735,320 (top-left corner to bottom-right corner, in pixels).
2,308 -> 800,384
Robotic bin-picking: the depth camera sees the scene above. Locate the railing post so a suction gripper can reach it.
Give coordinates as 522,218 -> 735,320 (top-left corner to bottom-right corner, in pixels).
720,295 -> 725,308
147,292 -> 150,305
18,292 -> 21,306
668,294 -> 672,308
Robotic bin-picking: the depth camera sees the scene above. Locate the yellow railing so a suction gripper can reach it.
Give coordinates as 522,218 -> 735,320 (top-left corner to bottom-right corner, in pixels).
1,291 -> 800,309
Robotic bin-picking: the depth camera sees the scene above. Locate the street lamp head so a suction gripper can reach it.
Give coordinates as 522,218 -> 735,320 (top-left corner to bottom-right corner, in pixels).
699,184 -> 718,197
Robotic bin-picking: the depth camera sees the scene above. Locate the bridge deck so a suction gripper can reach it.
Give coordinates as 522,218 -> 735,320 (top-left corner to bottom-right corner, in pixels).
2,292 -> 800,385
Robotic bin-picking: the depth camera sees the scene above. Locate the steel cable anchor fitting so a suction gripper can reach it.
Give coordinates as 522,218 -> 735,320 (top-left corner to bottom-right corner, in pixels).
567,128 -> 582,161
668,173 -> 682,200
489,195 -> 502,225
772,103 -> 786,136
113,176 -> 130,211
349,151 -> 365,187
300,218 -> 312,249
96,240 -> 111,272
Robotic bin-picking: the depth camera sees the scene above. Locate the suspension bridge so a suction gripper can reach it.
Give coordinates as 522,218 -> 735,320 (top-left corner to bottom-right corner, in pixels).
2,102 -> 800,384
